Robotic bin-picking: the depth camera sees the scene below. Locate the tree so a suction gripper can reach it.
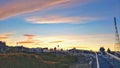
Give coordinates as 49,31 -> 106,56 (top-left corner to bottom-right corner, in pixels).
99,47 -> 105,55
107,48 -> 111,53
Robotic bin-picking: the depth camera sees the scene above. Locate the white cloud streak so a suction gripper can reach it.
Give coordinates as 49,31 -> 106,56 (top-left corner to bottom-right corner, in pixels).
26,16 -> 99,24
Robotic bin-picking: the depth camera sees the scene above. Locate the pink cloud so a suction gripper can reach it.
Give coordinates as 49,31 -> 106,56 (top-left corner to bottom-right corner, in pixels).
0,0 -> 95,20
0,0 -> 69,20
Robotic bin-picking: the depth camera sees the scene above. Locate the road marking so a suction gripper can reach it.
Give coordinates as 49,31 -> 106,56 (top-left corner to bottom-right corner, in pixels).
95,53 -> 100,68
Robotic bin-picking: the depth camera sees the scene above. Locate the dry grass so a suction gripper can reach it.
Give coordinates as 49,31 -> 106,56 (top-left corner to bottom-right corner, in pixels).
0,53 -> 76,68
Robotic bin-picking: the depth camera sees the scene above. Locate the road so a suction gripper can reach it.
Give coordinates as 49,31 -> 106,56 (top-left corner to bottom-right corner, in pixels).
69,53 -> 120,68
98,55 -> 113,68
105,53 -> 120,68
69,55 -> 90,68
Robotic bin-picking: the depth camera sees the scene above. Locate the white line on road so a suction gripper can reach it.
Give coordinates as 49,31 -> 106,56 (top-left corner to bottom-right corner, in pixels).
95,53 -> 100,68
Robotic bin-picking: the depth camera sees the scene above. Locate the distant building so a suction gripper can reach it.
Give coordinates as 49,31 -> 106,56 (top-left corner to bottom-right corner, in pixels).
43,48 -> 50,53
12,46 -> 43,53
31,48 -> 43,53
13,46 -> 30,52
68,48 -> 77,54
49,48 -> 54,52
0,41 -> 8,52
68,48 -> 95,56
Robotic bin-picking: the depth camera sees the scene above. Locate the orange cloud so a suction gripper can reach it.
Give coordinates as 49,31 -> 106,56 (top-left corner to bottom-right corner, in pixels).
18,41 -> 34,44
49,40 -> 63,43
67,46 -> 88,49
26,16 -> 99,24
0,33 -> 12,41
17,34 -> 38,45
24,34 -> 35,37
0,37 -> 8,40
0,0 -> 69,20
24,34 -> 35,41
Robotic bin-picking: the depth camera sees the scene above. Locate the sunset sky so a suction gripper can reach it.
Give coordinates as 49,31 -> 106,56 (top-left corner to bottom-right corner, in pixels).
0,0 -> 120,51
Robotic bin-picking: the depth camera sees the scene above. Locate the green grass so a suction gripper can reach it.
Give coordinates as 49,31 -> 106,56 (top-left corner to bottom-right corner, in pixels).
0,53 -> 77,68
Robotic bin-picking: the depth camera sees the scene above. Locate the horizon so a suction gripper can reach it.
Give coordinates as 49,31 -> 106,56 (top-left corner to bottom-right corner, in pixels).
0,0 -> 120,51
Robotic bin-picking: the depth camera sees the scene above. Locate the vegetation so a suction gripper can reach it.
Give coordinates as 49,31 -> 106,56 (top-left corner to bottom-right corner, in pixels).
0,53 -> 77,68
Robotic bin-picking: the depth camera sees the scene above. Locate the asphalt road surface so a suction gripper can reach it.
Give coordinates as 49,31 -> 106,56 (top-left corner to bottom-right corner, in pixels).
98,55 -> 113,68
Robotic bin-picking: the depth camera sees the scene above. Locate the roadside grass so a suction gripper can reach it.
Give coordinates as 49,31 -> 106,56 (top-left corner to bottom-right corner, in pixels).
0,53 -> 77,68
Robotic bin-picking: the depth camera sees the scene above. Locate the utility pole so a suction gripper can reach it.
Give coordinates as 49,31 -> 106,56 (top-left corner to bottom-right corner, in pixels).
114,17 -> 120,51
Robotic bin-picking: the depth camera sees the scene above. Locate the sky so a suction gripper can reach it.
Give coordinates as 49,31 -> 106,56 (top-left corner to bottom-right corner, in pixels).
0,0 -> 120,51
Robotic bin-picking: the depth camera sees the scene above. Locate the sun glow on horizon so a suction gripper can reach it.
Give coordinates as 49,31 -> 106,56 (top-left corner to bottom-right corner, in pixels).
0,34 -> 115,51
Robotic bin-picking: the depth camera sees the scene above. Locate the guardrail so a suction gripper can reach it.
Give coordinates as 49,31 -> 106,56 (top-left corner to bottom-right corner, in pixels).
95,53 -> 100,68
106,52 -> 120,61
